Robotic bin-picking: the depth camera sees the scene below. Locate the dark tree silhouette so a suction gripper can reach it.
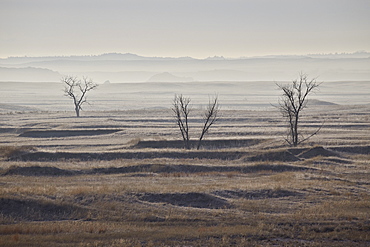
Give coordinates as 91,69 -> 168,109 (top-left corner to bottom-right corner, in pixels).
197,96 -> 219,150
172,94 -> 191,149
62,76 -> 98,117
172,95 -> 220,150
277,73 -> 321,146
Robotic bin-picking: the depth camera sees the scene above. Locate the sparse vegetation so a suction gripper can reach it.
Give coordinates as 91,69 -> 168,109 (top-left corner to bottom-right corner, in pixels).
62,76 -> 98,117
277,73 -> 321,146
172,94 -> 191,149
197,95 -> 219,150
172,94 -> 219,150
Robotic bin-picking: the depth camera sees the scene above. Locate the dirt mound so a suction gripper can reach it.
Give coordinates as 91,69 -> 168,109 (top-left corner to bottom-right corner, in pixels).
0,197 -> 87,221
138,192 -> 230,209
90,164 -> 309,175
288,147 -> 310,156
19,129 -> 120,138
1,166 -> 77,176
90,164 -> 237,174
307,99 -> 338,106
298,146 -> 339,159
213,189 -> 303,200
246,150 -> 300,162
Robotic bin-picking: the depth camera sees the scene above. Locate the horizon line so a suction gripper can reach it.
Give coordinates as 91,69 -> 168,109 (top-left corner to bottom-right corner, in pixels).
1,50 -> 369,60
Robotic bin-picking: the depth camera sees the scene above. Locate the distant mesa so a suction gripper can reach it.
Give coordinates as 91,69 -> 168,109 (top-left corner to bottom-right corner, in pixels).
206,56 -> 226,60
147,72 -> 194,82
98,53 -> 145,60
104,80 -> 111,84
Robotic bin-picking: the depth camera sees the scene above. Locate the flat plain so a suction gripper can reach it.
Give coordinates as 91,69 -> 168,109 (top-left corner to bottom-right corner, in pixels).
0,81 -> 369,246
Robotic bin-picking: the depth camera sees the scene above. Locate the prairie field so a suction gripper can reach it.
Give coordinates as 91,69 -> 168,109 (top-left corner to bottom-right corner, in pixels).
0,81 -> 369,246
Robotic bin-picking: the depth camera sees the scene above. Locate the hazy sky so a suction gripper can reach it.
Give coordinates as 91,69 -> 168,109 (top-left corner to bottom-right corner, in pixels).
1,0 -> 369,58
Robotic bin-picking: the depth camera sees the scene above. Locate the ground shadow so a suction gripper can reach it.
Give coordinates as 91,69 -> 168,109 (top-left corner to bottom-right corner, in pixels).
212,189 -> 304,200
0,198 -> 87,221
138,192 -> 230,209
1,164 -> 311,176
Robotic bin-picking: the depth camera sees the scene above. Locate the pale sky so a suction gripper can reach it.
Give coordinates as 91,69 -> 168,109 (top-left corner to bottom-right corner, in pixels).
1,0 -> 369,59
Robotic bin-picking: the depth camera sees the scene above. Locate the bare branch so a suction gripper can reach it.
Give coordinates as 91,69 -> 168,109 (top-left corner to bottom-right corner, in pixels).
172,94 -> 191,149
277,73 -> 321,146
61,76 -> 98,117
297,121 -> 325,145
197,95 -> 220,150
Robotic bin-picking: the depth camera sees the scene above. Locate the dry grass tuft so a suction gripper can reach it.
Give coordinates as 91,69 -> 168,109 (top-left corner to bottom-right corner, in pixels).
0,146 -> 35,160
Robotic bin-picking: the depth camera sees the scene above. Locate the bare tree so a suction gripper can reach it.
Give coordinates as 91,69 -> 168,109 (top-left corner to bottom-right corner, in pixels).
197,96 -> 219,150
172,94 -> 191,149
277,73 -> 321,146
62,76 -> 98,117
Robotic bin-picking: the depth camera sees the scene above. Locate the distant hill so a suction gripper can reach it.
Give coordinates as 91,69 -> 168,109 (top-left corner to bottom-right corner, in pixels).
0,53 -> 196,65
0,52 -> 369,82
0,67 -> 61,82
307,99 -> 338,106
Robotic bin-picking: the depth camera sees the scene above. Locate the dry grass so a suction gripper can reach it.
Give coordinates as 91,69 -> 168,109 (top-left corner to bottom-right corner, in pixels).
0,146 -> 35,160
0,106 -> 369,246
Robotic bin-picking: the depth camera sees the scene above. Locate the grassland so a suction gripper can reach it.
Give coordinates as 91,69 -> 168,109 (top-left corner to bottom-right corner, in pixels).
0,104 -> 369,246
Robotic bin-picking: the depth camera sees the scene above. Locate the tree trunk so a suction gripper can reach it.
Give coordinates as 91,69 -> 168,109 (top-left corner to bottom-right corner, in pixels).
197,132 -> 205,150
75,106 -> 80,117
293,115 -> 299,146
185,140 -> 190,150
